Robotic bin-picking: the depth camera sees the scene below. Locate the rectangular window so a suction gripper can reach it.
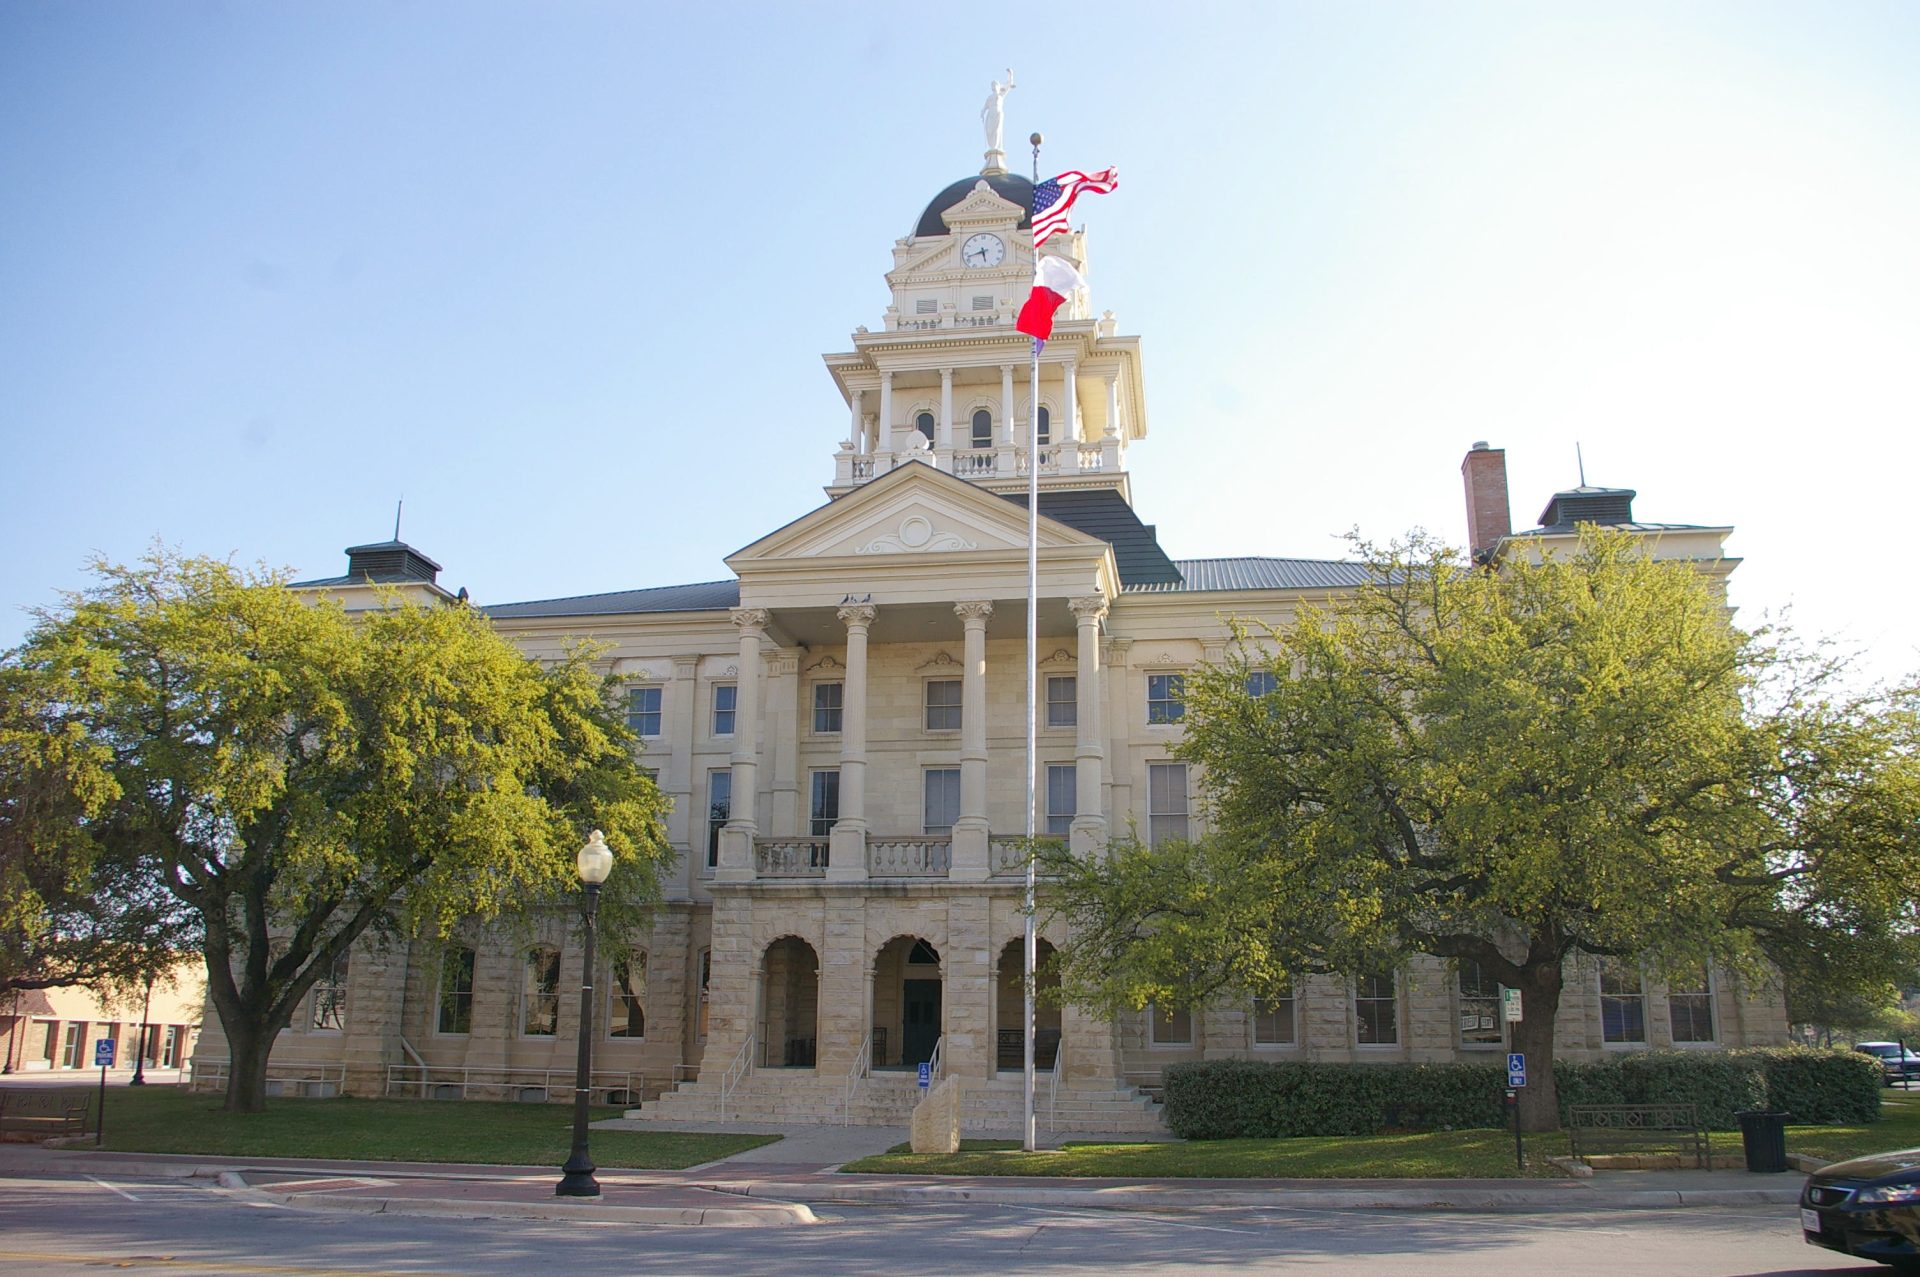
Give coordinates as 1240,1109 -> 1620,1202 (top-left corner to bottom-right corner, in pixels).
626,685 -> 662,737
1245,670 -> 1279,697
706,769 -> 732,869
925,679 -> 962,731
1457,959 -> 1503,1048
41,1021 -> 57,1064
809,769 -> 840,837
1147,763 -> 1189,846
1356,971 -> 1399,1045
915,298 -> 937,314
310,951 -> 349,1032
1600,959 -> 1647,1044
522,949 -> 560,1037
61,1022 -> 83,1068
1046,764 -> 1076,837
923,768 -> 961,835
1147,673 -> 1186,724
971,294 -> 993,311
1148,1004 -> 1192,1046
608,955 -> 647,1039
1254,983 -> 1296,1045
1667,966 -> 1716,1044
812,681 -> 843,734
437,948 -> 475,1035
161,1025 -> 180,1068
1046,675 -> 1077,728
711,683 -> 736,736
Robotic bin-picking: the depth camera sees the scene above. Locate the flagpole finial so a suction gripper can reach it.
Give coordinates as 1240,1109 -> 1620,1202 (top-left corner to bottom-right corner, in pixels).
1030,132 -> 1042,182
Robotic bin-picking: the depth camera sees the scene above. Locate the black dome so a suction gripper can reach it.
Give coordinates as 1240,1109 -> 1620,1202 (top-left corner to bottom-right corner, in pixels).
914,172 -> 1034,237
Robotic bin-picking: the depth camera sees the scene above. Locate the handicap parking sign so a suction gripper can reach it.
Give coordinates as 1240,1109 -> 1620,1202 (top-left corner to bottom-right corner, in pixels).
917,1062 -> 931,1089
1506,1051 -> 1526,1087
94,1038 -> 116,1067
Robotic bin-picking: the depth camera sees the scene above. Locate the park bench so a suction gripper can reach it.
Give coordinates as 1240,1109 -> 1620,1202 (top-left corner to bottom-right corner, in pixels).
0,1087 -> 97,1139
1566,1103 -> 1707,1167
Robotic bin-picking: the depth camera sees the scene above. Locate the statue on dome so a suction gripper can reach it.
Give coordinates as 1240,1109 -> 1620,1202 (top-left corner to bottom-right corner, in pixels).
981,70 -> 1015,158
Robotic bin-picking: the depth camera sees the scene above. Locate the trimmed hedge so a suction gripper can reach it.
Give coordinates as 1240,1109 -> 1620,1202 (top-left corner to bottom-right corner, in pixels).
1162,1048 -> 1880,1139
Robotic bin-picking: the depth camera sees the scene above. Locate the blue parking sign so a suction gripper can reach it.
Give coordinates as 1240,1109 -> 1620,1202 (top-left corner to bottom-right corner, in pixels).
94,1038 -> 115,1067
917,1062 -> 931,1090
1506,1051 -> 1526,1087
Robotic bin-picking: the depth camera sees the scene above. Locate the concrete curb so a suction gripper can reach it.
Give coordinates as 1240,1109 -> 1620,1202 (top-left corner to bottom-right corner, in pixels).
725,1179 -> 1805,1212
216,1172 -> 817,1227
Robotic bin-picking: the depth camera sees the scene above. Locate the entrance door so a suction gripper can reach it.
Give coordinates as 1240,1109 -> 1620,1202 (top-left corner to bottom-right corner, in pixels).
901,979 -> 942,1066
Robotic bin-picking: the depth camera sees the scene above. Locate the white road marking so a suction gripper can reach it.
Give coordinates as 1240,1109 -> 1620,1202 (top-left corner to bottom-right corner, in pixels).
85,1175 -> 140,1201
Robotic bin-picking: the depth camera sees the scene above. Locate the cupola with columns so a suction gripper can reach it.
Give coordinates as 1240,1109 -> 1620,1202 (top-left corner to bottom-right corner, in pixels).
824,158 -> 1149,501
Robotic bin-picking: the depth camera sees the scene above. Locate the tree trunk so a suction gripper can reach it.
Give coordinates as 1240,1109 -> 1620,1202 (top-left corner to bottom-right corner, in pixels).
1509,961 -> 1566,1133
221,1021 -> 273,1113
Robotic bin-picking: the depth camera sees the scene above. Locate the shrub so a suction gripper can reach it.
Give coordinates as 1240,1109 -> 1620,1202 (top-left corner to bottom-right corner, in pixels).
1732,1046 -> 1881,1124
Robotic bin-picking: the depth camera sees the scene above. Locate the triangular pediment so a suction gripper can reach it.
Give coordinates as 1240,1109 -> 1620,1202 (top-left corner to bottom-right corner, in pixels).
939,181 -> 1025,231
728,463 -> 1104,567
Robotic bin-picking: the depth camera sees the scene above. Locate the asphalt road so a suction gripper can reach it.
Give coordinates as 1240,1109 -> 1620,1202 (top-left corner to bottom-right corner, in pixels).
0,1170 -> 1889,1277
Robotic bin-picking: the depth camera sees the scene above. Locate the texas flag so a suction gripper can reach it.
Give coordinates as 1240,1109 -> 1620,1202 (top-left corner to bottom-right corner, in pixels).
1015,254 -> 1085,343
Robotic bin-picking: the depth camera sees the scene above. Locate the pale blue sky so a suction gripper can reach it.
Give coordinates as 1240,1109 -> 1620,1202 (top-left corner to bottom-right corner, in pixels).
4,2 -> 1917,680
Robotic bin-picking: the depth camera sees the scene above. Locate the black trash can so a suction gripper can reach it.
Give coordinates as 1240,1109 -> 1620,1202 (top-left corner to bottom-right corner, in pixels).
1735,1110 -> 1790,1173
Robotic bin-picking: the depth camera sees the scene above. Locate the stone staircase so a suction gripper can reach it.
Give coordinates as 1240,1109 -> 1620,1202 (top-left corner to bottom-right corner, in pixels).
629,1070 -> 1167,1136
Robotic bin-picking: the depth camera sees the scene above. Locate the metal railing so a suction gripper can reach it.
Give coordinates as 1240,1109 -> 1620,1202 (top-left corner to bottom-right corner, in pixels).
382,1064 -> 643,1104
843,1030 -> 873,1126
755,836 -> 829,877
188,1057 -> 347,1097
1048,1037 -> 1066,1131
869,836 -> 951,877
926,1035 -> 944,1088
719,1031 -> 755,1122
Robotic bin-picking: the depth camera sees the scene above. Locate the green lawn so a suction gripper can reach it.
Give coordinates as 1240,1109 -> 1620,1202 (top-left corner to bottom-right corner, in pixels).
71,1086 -> 776,1169
840,1091 -> 1920,1179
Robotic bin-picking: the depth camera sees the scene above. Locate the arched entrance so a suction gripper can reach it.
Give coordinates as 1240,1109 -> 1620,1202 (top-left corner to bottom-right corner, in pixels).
871,936 -> 942,1069
759,936 -> 819,1069
996,938 -> 1061,1073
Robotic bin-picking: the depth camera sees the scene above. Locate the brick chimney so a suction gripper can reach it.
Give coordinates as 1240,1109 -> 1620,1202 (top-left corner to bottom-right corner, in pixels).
1461,441 -> 1511,561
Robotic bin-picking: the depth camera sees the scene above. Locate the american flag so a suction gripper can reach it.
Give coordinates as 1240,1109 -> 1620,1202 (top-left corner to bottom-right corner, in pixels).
1030,167 -> 1118,246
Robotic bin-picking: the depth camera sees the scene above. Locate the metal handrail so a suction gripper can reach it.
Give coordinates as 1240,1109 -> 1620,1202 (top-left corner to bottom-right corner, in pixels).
927,1035 -> 944,1087
398,1036 -> 429,1099
382,1064 -> 639,1103
1047,1037 -> 1066,1131
719,1031 -> 755,1122
843,1031 -> 872,1126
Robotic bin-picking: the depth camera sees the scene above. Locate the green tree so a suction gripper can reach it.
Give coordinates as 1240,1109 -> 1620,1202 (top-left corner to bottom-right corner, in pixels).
1043,528 -> 1920,1131
1,551 -> 670,1111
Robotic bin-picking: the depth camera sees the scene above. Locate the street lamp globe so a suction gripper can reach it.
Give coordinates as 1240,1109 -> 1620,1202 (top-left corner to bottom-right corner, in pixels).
576,829 -> 613,885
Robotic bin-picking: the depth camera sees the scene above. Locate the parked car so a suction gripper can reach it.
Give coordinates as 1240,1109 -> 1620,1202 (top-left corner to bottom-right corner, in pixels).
1857,1042 -> 1920,1087
1802,1147 -> 1920,1271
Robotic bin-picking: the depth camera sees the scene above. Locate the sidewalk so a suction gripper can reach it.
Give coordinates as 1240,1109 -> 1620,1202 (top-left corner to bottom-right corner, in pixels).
0,1119 -> 1810,1227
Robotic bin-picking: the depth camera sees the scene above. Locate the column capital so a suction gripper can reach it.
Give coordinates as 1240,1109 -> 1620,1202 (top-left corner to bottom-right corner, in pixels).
953,600 -> 994,624
940,367 -> 954,384
837,602 -> 877,628
730,608 -> 771,634
880,369 -> 894,385
671,654 -> 700,675
1068,595 -> 1109,623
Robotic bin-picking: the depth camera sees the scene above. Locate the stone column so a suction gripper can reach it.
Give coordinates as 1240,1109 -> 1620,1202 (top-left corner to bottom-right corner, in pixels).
850,389 -> 865,454
828,602 -> 876,882
767,651 -> 800,836
1068,597 -> 1109,857
1102,372 -> 1123,470
939,368 -> 954,451
951,601 -> 993,880
717,609 -> 768,883
1104,637 -> 1133,827
997,363 -> 1018,473
878,371 -> 894,452
666,656 -> 699,895
1062,358 -> 1079,444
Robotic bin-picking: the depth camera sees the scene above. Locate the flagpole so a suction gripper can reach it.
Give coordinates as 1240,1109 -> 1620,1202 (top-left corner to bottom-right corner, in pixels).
1023,130 -> 1043,1155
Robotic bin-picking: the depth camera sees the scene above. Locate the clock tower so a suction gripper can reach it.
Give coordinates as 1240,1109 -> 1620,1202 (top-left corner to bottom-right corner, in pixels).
823,154 -> 1147,502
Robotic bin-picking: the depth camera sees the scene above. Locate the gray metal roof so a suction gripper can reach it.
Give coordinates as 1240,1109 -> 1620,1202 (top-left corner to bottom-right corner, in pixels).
1505,522 -> 1716,539
1128,557 -> 1371,593
484,580 -> 740,619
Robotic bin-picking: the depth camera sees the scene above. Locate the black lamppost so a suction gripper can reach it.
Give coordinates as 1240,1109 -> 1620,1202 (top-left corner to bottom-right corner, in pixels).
129,973 -> 155,1086
557,829 -> 612,1198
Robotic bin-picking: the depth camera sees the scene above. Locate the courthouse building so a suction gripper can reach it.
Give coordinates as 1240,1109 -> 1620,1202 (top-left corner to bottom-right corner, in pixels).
191,142 -> 1788,1128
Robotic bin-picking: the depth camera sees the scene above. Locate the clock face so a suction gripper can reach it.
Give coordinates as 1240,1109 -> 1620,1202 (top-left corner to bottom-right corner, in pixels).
961,233 -> 1005,269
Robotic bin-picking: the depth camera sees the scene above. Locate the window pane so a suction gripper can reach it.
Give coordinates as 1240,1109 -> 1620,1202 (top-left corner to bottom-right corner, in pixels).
1148,763 -> 1188,846
1600,959 -> 1646,1043
1037,405 -> 1051,446
711,684 -> 736,736
609,956 -> 646,1039
1147,673 -> 1186,724
1046,675 -> 1077,728
971,409 -> 992,449
1149,1004 -> 1192,1045
707,770 -> 732,868
813,682 -> 843,733
523,949 -> 560,1036
1667,966 -> 1715,1043
1356,972 -> 1398,1044
915,411 -> 935,443
810,769 -> 840,837
626,686 -> 662,737
310,951 -> 348,1031
1254,985 -> 1295,1045
438,948 -> 475,1035
925,679 -> 962,731
924,769 -> 960,834
1046,764 -> 1076,836
1457,960 -> 1502,1047
1245,670 -> 1279,697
